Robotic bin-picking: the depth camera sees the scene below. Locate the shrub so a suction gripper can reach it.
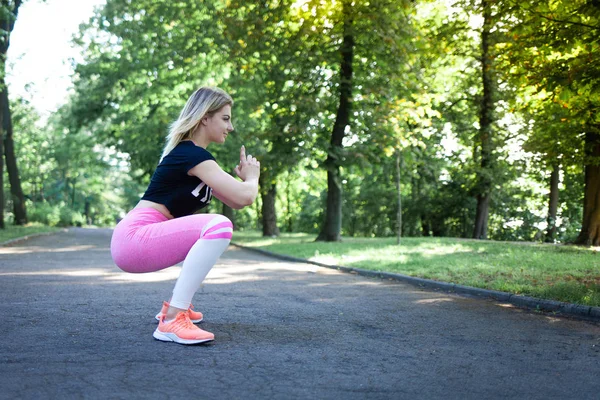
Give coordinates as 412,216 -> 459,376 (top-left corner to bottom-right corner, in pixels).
28,202 -> 61,226
59,206 -> 85,227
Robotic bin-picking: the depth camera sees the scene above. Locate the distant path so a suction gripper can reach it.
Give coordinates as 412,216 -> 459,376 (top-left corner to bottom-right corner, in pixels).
0,228 -> 599,399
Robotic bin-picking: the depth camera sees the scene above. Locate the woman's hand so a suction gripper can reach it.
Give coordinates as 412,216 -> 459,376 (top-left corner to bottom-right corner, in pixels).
189,145 -> 260,209
234,145 -> 260,181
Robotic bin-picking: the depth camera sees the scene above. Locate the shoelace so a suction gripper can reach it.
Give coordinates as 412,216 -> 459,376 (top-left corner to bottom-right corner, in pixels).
170,313 -> 195,333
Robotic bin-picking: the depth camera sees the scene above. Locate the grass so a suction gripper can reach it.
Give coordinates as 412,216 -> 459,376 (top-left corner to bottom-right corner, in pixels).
0,223 -> 61,244
232,231 -> 600,307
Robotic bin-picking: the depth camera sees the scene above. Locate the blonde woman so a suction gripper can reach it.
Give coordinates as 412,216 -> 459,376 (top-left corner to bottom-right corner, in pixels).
111,87 -> 260,345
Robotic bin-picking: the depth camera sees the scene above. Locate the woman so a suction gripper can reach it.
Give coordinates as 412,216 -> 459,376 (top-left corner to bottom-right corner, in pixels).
111,87 -> 260,345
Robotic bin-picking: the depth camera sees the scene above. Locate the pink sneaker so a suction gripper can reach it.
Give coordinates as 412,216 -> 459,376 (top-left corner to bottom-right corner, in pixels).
155,301 -> 203,323
153,312 -> 214,345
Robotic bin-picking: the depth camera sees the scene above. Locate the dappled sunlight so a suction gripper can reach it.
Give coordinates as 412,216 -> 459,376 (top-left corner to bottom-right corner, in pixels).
207,264 -> 264,284
392,243 -> 477,258
206,273 -> 263,284
420,246 -> 479,259
0,266 -> 182,283
543,316 -> 563,324
348,280 -> 385,287
414,297 -> 455,305
307,282 -> 335,288
220,260 -> 320,274
0,245 -> 97,255
0,268 -> 114,278
0,254 -> 343,286
59,269 -> 110,277
496,303 -> 515,308
315,267 -> 343,276
105,267 -> 181,283
206,260 -> 325,284
309,255 -> 338,265
312,254 -> 409,265
305,243 -> 478,268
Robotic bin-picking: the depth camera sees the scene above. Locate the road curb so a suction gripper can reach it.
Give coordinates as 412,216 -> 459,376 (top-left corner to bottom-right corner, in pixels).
231,242 -> 600,322
0,229 -> 68,247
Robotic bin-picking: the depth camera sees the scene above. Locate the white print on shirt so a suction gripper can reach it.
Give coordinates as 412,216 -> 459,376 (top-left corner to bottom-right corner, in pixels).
191,182 -> 213,203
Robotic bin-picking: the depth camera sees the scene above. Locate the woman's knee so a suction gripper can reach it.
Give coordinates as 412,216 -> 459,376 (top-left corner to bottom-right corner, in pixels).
200,214 -> 233,240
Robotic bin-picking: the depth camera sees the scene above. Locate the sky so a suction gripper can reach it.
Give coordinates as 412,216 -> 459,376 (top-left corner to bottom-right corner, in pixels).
7,0 -> 106,118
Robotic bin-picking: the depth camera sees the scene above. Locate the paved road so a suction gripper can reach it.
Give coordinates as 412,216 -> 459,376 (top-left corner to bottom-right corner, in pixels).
1,228 -> 599,399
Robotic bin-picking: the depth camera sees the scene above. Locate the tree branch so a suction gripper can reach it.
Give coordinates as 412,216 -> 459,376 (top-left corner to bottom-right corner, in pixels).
510,0 -> 599,30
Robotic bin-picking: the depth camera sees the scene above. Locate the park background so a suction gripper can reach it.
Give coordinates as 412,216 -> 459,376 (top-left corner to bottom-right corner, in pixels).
1,0 -> 599,307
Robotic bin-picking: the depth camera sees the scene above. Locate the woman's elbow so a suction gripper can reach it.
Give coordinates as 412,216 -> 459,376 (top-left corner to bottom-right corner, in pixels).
230,196 -> 253,210
241,194 -> 256,208
231,202 -> 246,210
236,192 -> 257,208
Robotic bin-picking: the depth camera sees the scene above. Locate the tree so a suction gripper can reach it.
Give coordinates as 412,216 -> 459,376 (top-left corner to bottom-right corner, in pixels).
1,0 -> 27,226
10,98 -> 54,202
220,0 -> 321,236
546,164 -> 560,242
472,0 -> 496,239
71,0 -> 229,179
503,0 -> 600,244
316,0 -> 354,242
315,0 -> 416,241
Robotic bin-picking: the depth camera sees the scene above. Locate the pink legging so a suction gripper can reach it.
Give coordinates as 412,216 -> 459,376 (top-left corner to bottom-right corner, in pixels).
111,208 -> 233,273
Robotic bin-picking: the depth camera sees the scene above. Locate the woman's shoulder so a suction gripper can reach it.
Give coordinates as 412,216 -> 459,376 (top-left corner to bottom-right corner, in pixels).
171,141 -> 215,159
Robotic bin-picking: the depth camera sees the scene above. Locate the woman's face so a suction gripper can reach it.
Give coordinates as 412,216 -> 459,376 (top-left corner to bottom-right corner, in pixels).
203,104 -> 234,144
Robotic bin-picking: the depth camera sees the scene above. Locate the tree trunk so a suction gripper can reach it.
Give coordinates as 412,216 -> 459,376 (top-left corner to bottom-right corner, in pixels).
221,202 -> 235,229
545,164 -> 560,243
2,89 -> 27,224
396,149 -> 402,244
0,96 -> 4,229
71,179 -> 77,207
411,174 -> 423,237
285,176 -> 293,232
254,192 -> 261,231
473,0 -> 494,240
316,0 -> 354,242
84,199 -> 91,225
0,0 -> 23,229
422,219 -> 431,236
260,175 -> 279,237
575,131 -> 600,246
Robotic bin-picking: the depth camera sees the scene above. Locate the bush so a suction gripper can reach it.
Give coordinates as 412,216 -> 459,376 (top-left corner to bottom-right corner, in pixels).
27,201 -> 85,227
59,206 -> 85,227
28,201 -> 61,226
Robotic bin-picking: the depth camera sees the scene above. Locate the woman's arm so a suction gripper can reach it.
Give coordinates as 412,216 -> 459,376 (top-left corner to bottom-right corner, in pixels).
188,146 -> 260,209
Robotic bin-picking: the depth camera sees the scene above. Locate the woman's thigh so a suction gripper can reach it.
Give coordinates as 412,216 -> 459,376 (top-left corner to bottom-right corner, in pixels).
111,209 -> 230,273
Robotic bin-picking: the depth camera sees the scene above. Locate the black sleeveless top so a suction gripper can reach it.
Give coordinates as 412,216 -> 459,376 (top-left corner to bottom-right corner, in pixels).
141,141 -> 215,217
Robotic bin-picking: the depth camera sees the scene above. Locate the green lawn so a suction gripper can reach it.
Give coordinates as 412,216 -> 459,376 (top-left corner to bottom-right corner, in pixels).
232,231 -> 600,307
0,224 -> 61,244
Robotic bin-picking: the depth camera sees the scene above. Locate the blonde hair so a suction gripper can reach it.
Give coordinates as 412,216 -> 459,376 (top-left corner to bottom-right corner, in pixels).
160,86 -> 233,161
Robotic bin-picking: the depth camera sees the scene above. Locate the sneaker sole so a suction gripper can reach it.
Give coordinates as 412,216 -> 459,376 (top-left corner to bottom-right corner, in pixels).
153,329 -> 214,345
155,315 -> 203,323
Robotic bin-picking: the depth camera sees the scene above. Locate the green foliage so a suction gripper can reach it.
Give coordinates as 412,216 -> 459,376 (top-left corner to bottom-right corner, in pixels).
4,97 -> 139,227
28,202 -> 84,227
70,0 -> 230,178
277,166 -> 326,234
28,201 -> 60,227
58,206 -> 85,227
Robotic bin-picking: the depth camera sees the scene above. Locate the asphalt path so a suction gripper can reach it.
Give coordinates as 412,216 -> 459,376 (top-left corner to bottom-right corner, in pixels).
1,228 -> 599,399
